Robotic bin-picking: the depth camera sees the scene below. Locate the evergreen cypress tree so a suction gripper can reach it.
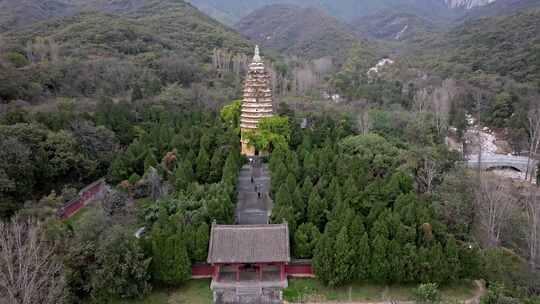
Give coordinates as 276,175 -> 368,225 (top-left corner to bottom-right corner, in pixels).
193,223 -> 209,262
401,243 -> 419,283
307,191 -> 327,231
275,184 -> 293,209
370,233 -> 390,283
175,160 -> 194,191
293,186 -> 306,222
222,152 -> 239,186
301,177 -> 313,203
356,232 -> 371,280
293,223 -> 321,259
313,232 -> 336,286
209,149 -> 224,183
151,232 -> 191,285
195,147 -> 210,183
271,161 -> 287,195
303,151 -> 317,180
286,172 -> 297,194
333,227 -> 354,286
445,236 -> 460,283
387,239 -> 402,283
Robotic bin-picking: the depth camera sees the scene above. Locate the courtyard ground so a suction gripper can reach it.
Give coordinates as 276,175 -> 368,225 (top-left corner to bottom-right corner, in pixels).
283,278 -> 477,303
110,279 -> 213,304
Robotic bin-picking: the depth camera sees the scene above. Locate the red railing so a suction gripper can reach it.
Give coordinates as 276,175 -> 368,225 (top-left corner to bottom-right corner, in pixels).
192,263 -> 214,278
58,179 -> 106,220
191,261 -> 315,279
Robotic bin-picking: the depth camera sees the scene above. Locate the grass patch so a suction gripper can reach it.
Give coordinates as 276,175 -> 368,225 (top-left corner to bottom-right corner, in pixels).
63,204 -> 92,226
284,279 -> 476,303
110,279 -> 212,304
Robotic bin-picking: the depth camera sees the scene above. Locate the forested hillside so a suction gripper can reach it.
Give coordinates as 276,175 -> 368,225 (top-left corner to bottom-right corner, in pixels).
414,9 -> 540,84
235,5 -> 357,59
0,0 -> 251,102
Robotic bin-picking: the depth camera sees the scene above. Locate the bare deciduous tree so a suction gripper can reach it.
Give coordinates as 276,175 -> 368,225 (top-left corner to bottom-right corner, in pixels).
356,100 -> 371,135
418,156 -> 437,194
475,176 -> 516,247
526,103 -> 540,182
525,188 -> 540,267
0,218 -> 66,304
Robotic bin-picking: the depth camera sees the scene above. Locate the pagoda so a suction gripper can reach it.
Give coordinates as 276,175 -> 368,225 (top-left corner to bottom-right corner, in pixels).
240,45 -> 273,156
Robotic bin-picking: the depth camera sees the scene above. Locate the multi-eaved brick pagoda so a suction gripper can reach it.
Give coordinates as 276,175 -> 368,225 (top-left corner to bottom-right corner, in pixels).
240,45 -> 274,156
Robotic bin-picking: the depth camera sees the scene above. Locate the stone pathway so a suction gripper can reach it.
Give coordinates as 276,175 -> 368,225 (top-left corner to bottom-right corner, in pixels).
236,158 -> 273,225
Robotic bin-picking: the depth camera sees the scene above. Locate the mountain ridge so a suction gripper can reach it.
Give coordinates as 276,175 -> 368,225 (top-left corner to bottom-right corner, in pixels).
234,4 -> 357,59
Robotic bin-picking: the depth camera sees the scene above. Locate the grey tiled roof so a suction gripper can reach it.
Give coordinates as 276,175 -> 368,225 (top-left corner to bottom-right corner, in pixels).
207,224 -> 290,264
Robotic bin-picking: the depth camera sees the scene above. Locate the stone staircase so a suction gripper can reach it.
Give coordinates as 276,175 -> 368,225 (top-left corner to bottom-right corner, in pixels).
236,285 -> 262,297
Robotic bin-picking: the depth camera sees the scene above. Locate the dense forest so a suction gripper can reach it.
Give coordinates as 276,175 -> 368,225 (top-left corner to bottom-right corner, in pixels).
1,0 -> 540,303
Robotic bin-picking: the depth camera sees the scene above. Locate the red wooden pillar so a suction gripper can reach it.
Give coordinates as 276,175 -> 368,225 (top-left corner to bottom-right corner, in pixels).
280,263 -> 285,281
214,264 -> 220,282
258,263 -> 263,281
236,264 -> 241,282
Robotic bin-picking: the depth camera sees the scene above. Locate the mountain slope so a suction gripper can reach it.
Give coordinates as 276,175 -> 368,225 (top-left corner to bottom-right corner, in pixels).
415,9 -> 540,83
235,4 -> 357,59
463,0 -> 540,19
0,0 -> 75,31
351,10 -> 440,41
188,0 -> 460,24
4,0 -> 251,60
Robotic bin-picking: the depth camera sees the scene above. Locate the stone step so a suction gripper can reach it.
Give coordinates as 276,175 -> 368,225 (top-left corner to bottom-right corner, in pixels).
236,286 -> 262,296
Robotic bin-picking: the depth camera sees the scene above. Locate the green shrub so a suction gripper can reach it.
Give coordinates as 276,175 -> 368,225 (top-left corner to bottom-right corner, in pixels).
414,283 -> 441,304
5,52 -> 29,67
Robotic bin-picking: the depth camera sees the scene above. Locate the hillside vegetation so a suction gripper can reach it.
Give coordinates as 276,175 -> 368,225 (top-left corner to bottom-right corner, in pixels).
413,9 -> 540,84
0,0 -> 251,101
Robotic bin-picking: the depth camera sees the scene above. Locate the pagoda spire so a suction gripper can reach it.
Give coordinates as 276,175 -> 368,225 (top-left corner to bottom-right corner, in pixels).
253,45 -> 261,63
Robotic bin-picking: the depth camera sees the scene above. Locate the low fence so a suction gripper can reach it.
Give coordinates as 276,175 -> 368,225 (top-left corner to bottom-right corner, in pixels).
286,260 -> 314,278
192,263 -> 214,279
57,179 -> 107,220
